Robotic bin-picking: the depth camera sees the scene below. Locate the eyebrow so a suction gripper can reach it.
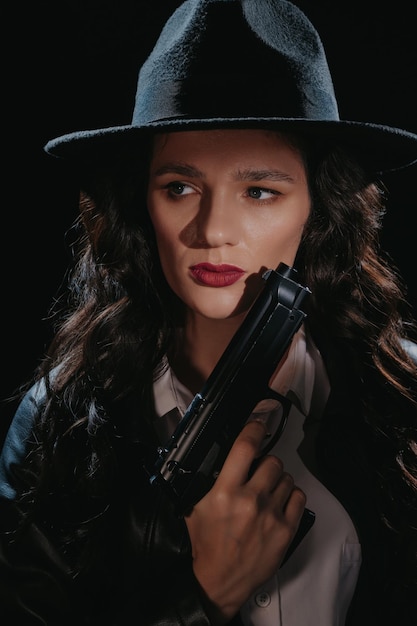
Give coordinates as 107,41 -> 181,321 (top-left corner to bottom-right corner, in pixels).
152,162 -> 204,178
235,168 -> 296,184
151,162 -> 296,184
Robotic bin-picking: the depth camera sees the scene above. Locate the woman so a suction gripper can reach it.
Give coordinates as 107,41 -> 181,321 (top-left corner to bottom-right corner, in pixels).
1,1 -> 416,625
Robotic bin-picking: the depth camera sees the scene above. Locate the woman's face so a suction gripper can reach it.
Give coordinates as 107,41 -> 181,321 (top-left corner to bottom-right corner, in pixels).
147,129 -> 311,320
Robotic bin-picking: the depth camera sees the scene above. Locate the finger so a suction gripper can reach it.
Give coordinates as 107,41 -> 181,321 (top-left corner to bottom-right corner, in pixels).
254,464 -> 306,524
216,419 -> 269,488
284,486 -> 307,524
247,453 -> 284,493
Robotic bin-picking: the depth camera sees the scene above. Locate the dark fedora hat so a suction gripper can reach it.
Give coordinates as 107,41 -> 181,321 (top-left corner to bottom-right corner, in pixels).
45,0 -> 417,173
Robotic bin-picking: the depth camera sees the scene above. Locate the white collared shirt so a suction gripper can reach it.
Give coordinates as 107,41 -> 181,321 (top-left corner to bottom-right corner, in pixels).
152,328 -> 361,626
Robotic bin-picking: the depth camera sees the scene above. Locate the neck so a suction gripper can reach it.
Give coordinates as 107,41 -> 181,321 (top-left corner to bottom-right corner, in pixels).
170,313 -> 246,394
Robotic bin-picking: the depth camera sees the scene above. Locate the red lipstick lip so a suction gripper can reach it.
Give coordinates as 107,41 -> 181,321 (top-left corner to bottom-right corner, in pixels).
190,263 -> 245,287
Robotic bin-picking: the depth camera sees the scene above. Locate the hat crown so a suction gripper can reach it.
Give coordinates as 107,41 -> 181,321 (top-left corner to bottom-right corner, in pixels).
133,0 -> 339,125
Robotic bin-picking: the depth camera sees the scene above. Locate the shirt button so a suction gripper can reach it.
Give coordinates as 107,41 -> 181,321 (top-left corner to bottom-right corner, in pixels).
255,591 -> 271,607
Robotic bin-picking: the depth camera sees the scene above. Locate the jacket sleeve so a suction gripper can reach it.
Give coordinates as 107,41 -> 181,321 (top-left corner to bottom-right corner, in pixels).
0,386 -> 216,626
0,383 -> 79,624
0,382 -> 44,499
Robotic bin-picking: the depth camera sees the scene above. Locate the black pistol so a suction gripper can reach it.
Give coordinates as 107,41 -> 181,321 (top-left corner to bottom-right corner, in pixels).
149,262 -> 315,561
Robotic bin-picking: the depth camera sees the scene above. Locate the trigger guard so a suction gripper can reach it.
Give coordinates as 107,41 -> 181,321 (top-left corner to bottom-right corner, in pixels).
255,389 -> 291,456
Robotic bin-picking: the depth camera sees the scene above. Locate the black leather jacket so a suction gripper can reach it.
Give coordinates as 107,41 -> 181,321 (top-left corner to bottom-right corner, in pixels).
1,339 -> 416,625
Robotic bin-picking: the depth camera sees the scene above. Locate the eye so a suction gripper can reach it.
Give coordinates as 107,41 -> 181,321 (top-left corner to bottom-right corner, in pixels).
247,187 -> 279,201
165,181 -> 195,196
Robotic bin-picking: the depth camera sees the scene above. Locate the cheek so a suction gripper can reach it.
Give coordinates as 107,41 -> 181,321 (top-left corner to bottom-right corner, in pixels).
258,210 -> 309,264
150,220 -> 186,288
281,198 -> 311,241
149,209 -> 173,257
154,228 -> 174,266
262,210 -> 308,242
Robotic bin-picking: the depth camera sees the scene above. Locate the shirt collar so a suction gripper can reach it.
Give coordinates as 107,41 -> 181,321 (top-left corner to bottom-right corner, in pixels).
268,326 -> 315,416
153,325 -> 316,428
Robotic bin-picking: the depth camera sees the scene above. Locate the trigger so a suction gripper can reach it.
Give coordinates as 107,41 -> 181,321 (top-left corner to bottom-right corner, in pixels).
250,388 -> 291,455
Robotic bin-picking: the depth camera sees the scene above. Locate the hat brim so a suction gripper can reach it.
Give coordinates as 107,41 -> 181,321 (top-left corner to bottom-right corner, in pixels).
44,117 -> 417,174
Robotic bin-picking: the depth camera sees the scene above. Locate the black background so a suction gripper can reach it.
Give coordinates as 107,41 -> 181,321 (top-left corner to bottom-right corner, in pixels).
2,0 -> 416,439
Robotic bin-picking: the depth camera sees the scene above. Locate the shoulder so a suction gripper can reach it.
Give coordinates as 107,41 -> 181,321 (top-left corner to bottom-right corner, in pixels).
0,380 -> 47,499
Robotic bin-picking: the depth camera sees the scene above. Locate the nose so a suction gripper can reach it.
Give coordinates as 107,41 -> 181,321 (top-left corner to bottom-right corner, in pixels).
194,191 -> 239,247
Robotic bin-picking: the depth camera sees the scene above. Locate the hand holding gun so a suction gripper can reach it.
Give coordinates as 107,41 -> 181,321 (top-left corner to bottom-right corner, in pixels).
149,262 -> 315,562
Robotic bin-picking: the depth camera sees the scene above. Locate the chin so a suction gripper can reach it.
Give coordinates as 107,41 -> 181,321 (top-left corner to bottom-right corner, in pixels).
194,294 -> 255,321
